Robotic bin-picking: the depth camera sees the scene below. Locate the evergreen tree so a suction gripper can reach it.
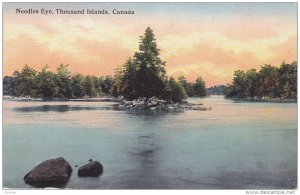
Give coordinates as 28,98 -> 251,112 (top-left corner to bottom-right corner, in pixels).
92,76 -> 102,96
84,75 -> 96,97
277,61 -> 297,98
178,76 -> 193,97
244,69 -> 259,98
36,65 -> 58,98
119,58 -> 138,99
193,77 -> 207,97
101,76 -> 115,94
56,64 -> 72,98
258,64 -> 279,97
133,27 -> 167,98
71,74 -> 85,98
13,64 -> 38,97
165,77 -> 187,102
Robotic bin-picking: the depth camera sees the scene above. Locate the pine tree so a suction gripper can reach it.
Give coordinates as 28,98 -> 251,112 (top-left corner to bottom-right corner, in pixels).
133,27 -> 167,98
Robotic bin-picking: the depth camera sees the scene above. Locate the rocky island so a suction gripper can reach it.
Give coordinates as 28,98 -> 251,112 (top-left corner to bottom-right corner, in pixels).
118,96 -> 211,111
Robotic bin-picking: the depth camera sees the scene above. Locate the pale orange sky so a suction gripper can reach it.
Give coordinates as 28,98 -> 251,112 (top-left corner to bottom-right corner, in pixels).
3,3 -> 297,87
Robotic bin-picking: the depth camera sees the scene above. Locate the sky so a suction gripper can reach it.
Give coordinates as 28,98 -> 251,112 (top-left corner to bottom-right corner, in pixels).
3,3 -> 297,87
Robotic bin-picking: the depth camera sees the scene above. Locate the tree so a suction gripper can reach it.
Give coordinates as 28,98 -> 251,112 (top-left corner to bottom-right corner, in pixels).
258,64 -> 279,97
277,61 -> 297,98
13,65 -> 38,97
84,75 -> 96,97
119,58 -> 138,99
56,64 -> 72,98
36,65 -> 58,98
244,69 -> 259,98
91,76 -> 102,96
132,27 -> 167,99
71,74 -> 85,98
101,76 -> 115,95
178,76 -> 193,97
165,77 -> 187,102
224,70 -> 246,98
193,77 -> 207,97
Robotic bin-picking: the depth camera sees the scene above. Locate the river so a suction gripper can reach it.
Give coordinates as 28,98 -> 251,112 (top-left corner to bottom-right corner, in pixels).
2,95 -> 297,189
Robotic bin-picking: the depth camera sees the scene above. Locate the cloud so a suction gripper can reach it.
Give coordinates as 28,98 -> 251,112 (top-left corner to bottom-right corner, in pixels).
3,5 -> 297,87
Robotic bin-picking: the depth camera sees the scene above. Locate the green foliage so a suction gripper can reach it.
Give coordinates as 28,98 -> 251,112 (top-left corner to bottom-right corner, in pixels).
192,77 -> 208,97
71,74 -> 85,98
225,62 -> 297,99
118,58 -> 138,99
12,64 -> 108,99
244,69 -> 259,97
13,64 -> 37,97
277,62 -> 297,98
101,76 -> 115,95
36,65 -> 58,98
178,76 -> 194,97
56,64 -> 72,98
165,77 -> 187,102
118,27 -> 167,100
92,76 -> 102,96
84,75 -> 96,97
258,64 -> 279,97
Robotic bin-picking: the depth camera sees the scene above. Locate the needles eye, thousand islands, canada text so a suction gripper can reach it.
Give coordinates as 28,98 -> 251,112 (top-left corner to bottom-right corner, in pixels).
16,8 -> 135,15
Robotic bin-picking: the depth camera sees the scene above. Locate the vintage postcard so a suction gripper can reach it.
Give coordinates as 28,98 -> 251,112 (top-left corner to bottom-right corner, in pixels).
2,2 -> 298,193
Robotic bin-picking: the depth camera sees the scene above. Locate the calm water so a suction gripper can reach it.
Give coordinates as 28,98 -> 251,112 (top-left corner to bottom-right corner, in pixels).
2,96 -> 297,189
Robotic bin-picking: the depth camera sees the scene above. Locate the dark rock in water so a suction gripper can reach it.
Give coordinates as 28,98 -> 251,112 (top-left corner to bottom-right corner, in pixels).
24,157 -> 72,188
78,161 -> 103,177
88,159 -> 93,162
75,165 -> 78,168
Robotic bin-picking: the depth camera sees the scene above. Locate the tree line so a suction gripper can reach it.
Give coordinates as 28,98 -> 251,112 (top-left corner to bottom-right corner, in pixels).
5,27 -> 208,102
224,62 -> 297,99
8,64 -> 115,99
6,63 -> 207,101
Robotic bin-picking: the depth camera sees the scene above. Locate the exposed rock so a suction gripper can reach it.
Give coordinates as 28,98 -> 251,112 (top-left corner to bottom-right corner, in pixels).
118,96 -> 210,111
78,161 -> 103,177
24,157 -> 72,188
150,106 -> 157,111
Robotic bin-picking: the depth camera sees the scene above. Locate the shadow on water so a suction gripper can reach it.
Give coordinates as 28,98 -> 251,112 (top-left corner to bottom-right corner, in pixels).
13,105 -> 114,113
124,132 -> 165,189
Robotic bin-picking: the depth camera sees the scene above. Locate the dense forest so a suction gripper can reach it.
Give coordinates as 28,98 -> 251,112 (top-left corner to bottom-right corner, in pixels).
3,27 -> 208,102
224,62 -> 297,99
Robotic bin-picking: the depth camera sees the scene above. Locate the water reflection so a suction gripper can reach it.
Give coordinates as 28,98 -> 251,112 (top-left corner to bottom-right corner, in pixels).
13,105 -> 113,113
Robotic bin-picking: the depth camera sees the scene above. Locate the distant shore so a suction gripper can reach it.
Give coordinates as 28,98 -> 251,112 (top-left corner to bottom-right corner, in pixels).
227,97 -> 297,103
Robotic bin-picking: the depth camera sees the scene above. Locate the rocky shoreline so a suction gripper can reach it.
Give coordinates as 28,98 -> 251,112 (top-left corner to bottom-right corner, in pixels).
117,97 -> 211,111
4,95 -> 211,111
